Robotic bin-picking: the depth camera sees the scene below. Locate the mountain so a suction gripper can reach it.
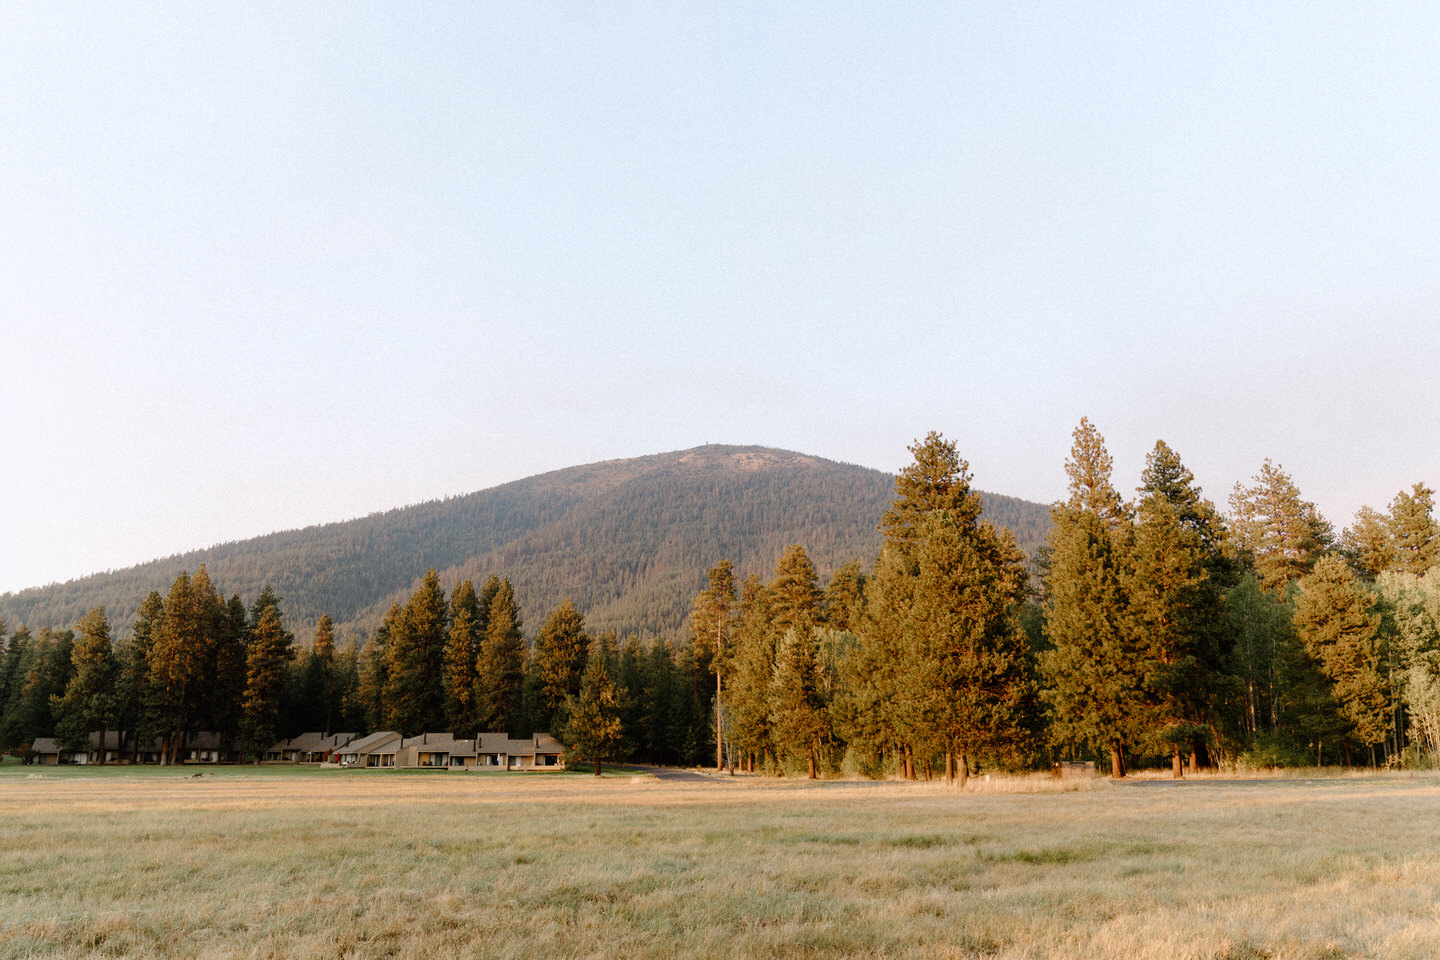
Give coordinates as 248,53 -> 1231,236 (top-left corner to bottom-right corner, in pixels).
0,445 -> 1051,643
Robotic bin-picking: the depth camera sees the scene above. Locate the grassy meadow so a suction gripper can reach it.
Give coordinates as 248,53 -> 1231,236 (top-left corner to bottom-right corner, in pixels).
4,765 -> 1440,959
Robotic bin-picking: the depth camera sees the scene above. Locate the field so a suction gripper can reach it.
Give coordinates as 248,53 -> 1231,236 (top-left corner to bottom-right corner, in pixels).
4,765 -> 1440,959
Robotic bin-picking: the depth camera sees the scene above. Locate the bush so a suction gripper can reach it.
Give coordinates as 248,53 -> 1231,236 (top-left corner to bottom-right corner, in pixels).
1234,737 -> 1312,770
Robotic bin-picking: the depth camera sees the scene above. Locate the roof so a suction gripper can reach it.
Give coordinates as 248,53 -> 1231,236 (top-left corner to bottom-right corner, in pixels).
399,733 -> 475,756
287,732 -> 357,753
86,731 -> 129,751
29,738 -> 58,754
344,731 -> 402,754
475,732 -> 556,756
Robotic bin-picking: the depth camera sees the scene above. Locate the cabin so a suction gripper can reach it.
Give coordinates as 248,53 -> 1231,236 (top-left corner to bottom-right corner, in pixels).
339,730 -> 402,767
27,732 -> 239,765
395,732 -> 475,768
476,732 -> 564,770
265,732 -> 356,763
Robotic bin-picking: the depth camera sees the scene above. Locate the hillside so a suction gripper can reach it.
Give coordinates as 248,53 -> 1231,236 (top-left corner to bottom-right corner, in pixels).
0,445 -> 1051,643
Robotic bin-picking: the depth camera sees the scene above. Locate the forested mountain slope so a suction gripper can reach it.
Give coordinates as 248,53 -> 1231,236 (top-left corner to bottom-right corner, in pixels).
0,445 -> 1050,642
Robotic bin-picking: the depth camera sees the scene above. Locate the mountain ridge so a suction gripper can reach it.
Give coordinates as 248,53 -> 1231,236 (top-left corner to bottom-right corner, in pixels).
0,444 -> 1052,642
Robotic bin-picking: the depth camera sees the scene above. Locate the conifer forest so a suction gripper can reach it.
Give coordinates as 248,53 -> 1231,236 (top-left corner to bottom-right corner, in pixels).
4,423 -> 1439,778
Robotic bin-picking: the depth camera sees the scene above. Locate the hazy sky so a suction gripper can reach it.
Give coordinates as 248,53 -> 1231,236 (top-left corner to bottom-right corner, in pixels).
4,4 -> 1438,594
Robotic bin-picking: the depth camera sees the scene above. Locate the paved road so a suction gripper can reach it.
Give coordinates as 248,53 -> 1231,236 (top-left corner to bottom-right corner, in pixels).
625,765 -> 729,783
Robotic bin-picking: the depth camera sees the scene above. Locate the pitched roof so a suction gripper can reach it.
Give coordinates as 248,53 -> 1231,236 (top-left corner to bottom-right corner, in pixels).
399,733 -> 475,755
287,732 -> 357,753
475,732 -> 550,756
29,737 -> 58,754
344,731 -> 401,754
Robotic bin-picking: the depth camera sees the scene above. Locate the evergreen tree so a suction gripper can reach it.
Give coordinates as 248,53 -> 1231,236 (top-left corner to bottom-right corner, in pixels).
121,592 -> 163,755
1126,441 -> 1233,775
148,570 -> 218,764
52,607 -> 117,759
443,581 -> 482,735
475,578 -> 525,733
768,626 -> 829,777
880,431 -> 984,544
241,603 -> 295,762
1229,461 -> 1333,591
562,647 -> 627,775
861,432 -> 1033,783
384,569 -> 448,736
720,574 -> 774,771
769,546 -> 822,635
531,598 -> 589,735
823,558 -> 866,632
297,614 -> 337,735
2,627 -> 73,751
616,634 -> 648,753
209,594 -> 249,746
1294,556 -> 1389,759
640,636 -> 680,763
358,607 -> 397,733
690,561 -> 737,769
1040,419 -> 1142,777
1388,483 -> 1439,576
1343,506 -> 1396,580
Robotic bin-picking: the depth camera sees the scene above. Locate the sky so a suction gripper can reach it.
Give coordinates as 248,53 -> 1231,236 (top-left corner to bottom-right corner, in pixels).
3,3 -> 1438,594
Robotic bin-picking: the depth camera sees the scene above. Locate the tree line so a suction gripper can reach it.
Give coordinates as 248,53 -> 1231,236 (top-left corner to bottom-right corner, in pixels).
0,567 -> 722,768
4,423 -> 1437,777
683,423 -> 1440,779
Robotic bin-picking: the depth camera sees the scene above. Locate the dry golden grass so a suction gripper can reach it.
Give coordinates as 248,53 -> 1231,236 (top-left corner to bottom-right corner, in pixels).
4,767 -> 1440,959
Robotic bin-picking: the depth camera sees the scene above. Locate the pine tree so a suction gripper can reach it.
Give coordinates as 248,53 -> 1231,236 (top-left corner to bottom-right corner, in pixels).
768,626 -> 829,778
209,594 -> 249,747
641,637 -> 680,764
690,561 -> 737,769
475,578 -> 525,733
358,606 -> 398,733
715,574 -> 770,770
241,603 -> 295,762
122,592 -> 163,756
1388,483 -> 1439,575
148,571 -> 219,764
531,598 -> 589,735
822,558 -> 866,632
1040,419 -> 1142,777
443,581 -> 482,735
861,432 -> 1033,783
384,569 -> 448,736
562,648 -> 627,775
1126,441 -> 1232,775
298,614 -> 337,735
53,607 -> 117,759
1229,461 -> 1333,591
1344,506 -> 1396,580
769,546 -> 821,635
1294,556 -> 1389,759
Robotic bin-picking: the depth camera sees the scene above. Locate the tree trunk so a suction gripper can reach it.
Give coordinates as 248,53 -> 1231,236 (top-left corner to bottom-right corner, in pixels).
98,724 -> 107,765
1172,745 -> 1183,779
903,745 -> 915,780
594,758 -> 602,777
1109,741 -> 1125,778
160,731 -> 170,767
715,673 -> 723,772
807,745 -> 816,780
923,758 -> 932,781
945,747 -> 955,783
1343,743 -> 1353,766
958,752 -> 969,789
